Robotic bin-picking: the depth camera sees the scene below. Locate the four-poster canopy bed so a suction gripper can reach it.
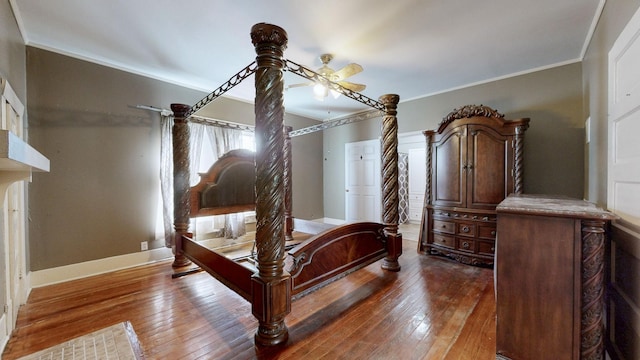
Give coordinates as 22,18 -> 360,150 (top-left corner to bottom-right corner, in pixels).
170,23 -> 402,346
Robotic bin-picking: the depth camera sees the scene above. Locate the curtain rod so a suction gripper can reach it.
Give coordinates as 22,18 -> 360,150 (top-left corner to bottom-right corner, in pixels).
189,115 -> 254,132
134,104 -> 172,116
134,104 -> 255,132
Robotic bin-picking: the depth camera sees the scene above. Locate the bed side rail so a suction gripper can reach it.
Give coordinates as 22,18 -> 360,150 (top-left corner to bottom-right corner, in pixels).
180,234 -> 254,301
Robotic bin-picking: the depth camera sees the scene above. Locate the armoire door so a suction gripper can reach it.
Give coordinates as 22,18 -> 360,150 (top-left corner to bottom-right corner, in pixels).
431,127 -> 466,208
466,125 -> 512,210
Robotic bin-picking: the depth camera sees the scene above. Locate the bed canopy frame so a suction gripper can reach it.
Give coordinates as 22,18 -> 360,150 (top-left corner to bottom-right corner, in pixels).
170,23 -> 401,346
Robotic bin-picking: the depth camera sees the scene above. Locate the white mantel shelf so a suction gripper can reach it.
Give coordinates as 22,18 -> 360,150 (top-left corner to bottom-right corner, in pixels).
0,130 -> 49,172
0,130 -> 49,190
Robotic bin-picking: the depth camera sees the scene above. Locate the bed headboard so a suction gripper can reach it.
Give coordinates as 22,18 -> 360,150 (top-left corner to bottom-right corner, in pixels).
189,149 -> 256,217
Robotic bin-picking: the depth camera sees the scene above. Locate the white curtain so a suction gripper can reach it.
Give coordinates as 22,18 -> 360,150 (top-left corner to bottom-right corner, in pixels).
398,152 -> 409,224
204,125 -> 246,239
159,114 -> 174,248
159,115 -> 248,248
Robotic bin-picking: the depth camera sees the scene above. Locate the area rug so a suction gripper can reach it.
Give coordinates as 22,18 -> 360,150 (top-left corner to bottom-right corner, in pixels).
18,321 -> 144,360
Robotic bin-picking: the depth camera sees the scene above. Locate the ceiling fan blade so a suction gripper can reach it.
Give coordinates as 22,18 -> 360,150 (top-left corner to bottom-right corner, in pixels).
332,63 -> 363,81
338,81 -> 366,92
302,68 -> 317,77
317,64 -> 335,78
286,82 -> 313,89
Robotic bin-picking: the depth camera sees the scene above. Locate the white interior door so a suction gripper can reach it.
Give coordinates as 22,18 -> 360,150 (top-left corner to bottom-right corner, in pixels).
608,7 -> 640,231
345,139 -> 381,222
408,148 -> 426,222
606,8 -> 640,357
0,79 -> 27,345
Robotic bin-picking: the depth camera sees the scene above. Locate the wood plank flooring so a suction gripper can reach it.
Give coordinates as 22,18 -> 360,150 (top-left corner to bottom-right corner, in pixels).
2,239 -> 496,360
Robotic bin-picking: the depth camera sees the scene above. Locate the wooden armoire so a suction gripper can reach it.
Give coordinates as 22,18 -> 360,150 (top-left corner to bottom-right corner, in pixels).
417,105 -> 529,266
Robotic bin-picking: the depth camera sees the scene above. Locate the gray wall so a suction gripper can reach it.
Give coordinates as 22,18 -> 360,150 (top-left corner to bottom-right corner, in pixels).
26,48 -> 206,270
323,63 -> 585,220
26,48 -> 323,270
0,2 -> 26,99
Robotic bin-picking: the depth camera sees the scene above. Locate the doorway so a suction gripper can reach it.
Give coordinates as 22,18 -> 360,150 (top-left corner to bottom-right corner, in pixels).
0,79 -> 28,346
345,139 -> 381,222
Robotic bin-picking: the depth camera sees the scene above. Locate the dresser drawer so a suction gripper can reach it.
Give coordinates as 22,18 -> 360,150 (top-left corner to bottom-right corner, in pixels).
456,223 -> 476,237
424,205 -> 498,266
432,233 -> 454,249
478,225 -> 497,239
477,240 -> 495,255
456,238 -> 475,253
433,220 -> 455,234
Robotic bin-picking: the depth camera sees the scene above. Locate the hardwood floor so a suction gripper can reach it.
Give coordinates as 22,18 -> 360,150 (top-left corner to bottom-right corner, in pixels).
2,239 -> 496,359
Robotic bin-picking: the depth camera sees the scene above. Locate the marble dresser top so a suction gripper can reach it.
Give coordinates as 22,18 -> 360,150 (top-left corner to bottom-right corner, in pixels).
497,194 -> 618,220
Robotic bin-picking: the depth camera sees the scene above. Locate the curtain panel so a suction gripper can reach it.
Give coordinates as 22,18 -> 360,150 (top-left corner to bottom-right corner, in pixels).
160,115 -> 250,248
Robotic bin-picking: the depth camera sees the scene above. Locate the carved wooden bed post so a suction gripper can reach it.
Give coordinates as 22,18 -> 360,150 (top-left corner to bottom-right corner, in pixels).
284,126 -> 293,241
171,103 -> 193,268
250,23 -> 290,346
379,94 -> 402,271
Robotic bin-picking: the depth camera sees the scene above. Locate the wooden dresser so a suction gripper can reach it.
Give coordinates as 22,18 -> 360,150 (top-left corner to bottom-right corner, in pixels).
495,194 -> 617,360
418,105 -> 529,266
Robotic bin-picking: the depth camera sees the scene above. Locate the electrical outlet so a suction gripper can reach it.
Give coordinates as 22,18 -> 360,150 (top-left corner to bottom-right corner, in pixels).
141,241 -> 148,251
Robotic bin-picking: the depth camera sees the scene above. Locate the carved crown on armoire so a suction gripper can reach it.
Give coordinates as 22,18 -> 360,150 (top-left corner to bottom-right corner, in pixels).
417,104 -> 530,266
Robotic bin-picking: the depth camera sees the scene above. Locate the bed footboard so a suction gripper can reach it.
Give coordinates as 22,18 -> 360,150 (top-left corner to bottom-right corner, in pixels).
287,222 -> 388,298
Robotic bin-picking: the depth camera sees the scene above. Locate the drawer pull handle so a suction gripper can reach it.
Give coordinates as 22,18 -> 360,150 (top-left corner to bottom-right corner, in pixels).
461,226 -> 470,233
462,241 -> 470,249
491,230 -> 496,236
491,247 -> 495,252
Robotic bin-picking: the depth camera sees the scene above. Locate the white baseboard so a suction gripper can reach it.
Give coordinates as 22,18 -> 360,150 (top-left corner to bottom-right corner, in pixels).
30,247 -> 173,288
315,217 -> 346,225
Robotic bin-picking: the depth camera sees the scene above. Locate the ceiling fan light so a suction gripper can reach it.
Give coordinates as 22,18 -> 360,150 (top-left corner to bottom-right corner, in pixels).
330,89 -> 341,99
313,83 -> 328,99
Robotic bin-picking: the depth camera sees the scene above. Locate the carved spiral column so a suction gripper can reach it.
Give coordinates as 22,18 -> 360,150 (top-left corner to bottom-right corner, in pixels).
419,131 -> 435,249
171,103 -> 192,268
580,219 -> 606,360
250,23 -> 290,347
379,94 -> 402,272
380,94 -> 400,233
284,126 -> 293,241
513,124 -> 527,194
424,131 -> 434,206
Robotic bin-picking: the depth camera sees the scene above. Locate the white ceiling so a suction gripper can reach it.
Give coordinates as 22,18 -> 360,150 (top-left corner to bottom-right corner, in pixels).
10,0 -> 604,121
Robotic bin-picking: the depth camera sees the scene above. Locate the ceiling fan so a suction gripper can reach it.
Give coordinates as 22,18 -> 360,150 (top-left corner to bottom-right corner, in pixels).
288,53 -> 366,100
